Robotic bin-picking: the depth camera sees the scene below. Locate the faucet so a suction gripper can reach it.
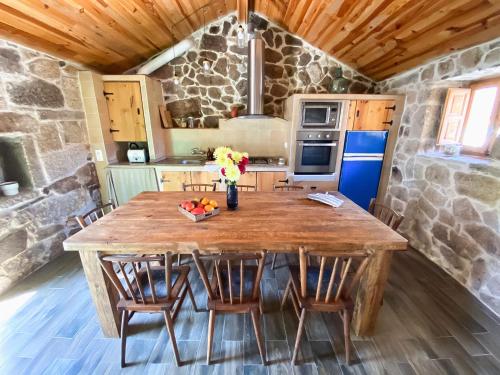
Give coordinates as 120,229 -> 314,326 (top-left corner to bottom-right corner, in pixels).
191,147 -> 206,156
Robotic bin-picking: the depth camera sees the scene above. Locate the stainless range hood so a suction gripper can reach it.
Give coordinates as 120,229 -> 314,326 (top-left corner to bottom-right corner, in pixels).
237,35 -> 275,119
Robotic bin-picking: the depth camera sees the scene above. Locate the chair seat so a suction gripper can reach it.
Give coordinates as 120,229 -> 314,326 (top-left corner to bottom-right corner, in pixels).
118,265 -> 190,311
288,265 -> 352,311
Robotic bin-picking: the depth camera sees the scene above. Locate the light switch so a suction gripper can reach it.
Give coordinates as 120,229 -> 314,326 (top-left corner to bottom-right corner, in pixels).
95,149 -> 104,161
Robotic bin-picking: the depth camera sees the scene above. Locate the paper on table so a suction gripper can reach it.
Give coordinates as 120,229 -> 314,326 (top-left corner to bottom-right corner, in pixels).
307,192 -> 344,208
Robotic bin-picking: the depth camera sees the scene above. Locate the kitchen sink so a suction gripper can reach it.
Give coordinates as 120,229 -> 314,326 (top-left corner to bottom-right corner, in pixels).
155,157 -> 205,165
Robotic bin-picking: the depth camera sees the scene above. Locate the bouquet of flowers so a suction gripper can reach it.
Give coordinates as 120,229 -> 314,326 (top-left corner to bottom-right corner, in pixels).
214,147 -> 249,185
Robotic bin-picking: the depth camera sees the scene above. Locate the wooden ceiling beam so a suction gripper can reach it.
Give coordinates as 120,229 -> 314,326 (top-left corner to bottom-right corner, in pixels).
237,0 -> 249,24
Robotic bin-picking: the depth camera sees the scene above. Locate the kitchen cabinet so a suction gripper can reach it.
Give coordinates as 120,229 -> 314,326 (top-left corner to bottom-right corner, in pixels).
160,171 -> 191,191
256,171 -> 287,191
347,100 -> 395,131
108,167 -> 158,206
191,171 -> 223,190
292,180 -> 336,192
239,172 -> 258,188
103,81 -> 147,142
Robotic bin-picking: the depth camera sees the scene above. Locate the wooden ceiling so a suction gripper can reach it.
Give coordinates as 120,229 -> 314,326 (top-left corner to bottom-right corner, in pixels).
1,0 -> 500,80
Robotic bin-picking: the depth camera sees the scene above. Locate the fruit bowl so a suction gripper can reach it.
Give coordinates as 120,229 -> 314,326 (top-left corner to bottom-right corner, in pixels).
178,198 -> 220,222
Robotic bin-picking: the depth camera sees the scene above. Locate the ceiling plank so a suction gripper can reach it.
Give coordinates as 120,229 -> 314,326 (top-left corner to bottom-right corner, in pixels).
237,0 -> 249,24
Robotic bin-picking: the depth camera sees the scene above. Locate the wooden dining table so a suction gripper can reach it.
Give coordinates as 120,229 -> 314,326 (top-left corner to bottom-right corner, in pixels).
63,191 -> 407,338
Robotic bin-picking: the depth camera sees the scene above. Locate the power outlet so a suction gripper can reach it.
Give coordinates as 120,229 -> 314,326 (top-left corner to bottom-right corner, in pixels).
95,149 -> 104,162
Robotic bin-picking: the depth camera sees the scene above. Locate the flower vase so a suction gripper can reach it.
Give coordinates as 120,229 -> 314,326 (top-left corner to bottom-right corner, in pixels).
226,183 -> 238,210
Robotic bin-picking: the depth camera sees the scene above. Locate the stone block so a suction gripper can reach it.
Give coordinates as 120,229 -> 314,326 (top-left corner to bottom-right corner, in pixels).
37,110 -> 85,120
0,112 -> 38,133
0,48 -> 23,74
27,58 -> 60,80
200,34 -> 227,52
36,122 -> 63,153
419,197 -> 438,219
425,163 -> 450,186
0,228 -> 28,264
60,120 -> 85,144
43,175 -> 81,194
454,172 -> 500,204
484,48 -> 500,67
452,197 -> 480,221
41,144 -> 90,182
470,258 -> 487,290
465,223 -> 499,255
166,98 -> 202,118
6,78 -> 64,108
424,186 -> 447,207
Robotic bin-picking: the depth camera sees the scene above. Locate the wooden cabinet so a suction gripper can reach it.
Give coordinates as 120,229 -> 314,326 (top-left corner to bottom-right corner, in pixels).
160,171 -> 191,191
104,81 -> 147,142
257,171 -> 287,192
239,172 -> 257,188
347,100 -> 395,131
292,180 -> 336,192
191,171 -> 222,190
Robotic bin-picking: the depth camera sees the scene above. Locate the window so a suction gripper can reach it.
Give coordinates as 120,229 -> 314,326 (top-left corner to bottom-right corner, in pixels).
437,78 -> 500,155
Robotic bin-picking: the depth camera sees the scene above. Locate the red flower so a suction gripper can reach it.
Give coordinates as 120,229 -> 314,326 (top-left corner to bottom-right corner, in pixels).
241,156 -> 249,166
238,164 -> 246,174
221,167 -> 226,176
227,153 -> 232,160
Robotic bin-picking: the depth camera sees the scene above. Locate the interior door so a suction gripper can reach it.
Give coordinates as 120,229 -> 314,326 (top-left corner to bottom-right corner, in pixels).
104,81 -> 147,142
256,171 -> 287,191
160,171 -> 191,191
348,100 -> 395,131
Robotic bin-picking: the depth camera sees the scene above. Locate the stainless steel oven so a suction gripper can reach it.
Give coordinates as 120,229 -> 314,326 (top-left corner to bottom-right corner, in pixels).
301,101 -> 342,129
295,131 -> 339,174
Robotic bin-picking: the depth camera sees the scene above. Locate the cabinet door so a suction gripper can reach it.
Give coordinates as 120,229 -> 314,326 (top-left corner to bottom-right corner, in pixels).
191,171 -> 222,190
160,171 -> 191,191
109,167 -> 158,206
257,172 -> 287,191
104,81 -> 147,142
350,100 -> 395,131
239,172 -> 257,189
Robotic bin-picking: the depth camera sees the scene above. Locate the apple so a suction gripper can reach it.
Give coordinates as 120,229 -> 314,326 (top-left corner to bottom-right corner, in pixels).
180,200 -> 191,209
191,207 -> 205,215
184,202 -> 195,212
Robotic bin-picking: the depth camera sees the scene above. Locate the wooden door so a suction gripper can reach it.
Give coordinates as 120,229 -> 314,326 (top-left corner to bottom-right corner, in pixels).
257,172 -> 287,191
104,81 -> 147,142
239,172 -> 257,188
160,171 -> 191,191
348,100 -> 395,131
191,171 -> 222,190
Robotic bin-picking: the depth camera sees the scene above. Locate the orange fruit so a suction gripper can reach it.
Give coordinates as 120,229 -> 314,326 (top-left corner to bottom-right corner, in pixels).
204,204 -> 215,212
201,197 -> 210,205
209,199 -> 218,208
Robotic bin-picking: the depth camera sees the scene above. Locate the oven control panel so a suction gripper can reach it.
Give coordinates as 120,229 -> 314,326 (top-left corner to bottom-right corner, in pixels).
296,130 -> 340,141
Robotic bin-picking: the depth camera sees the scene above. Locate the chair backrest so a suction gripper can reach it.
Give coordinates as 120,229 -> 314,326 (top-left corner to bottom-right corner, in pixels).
182,183 -> 216,192
368,199 -> 404,231
192,250 -> 266,305
76,202 -> 115,228
298,247 -> 371,303
273,184 -> 304,192
99,253 -> 176,304
237,184 -> 257,192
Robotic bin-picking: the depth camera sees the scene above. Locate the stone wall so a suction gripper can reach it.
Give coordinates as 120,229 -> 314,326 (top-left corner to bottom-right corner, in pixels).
134,13 -> 374,127
377,38 -> 500,315
0,40 -> 99,293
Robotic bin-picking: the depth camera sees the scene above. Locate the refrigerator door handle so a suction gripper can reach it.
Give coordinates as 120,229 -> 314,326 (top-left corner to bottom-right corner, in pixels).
297,142 -> 337,147
343,153 -> 384,157
343,156 -> 384,161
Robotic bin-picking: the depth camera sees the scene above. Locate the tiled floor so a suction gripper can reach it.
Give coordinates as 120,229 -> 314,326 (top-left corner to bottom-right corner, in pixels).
1,248 -> 499,374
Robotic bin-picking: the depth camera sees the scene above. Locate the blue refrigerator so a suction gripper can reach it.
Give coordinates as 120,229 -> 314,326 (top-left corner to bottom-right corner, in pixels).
339,131 -> 388,210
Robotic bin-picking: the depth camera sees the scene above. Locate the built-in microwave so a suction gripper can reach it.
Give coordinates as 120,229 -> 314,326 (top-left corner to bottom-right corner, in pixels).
301,101 -> 342,129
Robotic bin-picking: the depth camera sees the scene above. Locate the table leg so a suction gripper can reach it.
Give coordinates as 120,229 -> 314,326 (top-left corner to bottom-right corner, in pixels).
352,250 -> 393,336
79,251 -> 120,338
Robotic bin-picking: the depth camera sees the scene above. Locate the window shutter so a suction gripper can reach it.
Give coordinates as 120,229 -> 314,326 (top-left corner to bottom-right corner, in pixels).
436,88 -> 471,145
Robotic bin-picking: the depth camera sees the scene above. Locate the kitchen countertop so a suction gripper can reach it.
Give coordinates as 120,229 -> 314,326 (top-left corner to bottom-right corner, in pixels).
107,160 -> 289,172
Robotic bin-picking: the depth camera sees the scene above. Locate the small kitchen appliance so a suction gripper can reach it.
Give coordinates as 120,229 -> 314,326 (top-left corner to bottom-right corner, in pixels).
301,101 -> 343,129
127,143 -> 147,163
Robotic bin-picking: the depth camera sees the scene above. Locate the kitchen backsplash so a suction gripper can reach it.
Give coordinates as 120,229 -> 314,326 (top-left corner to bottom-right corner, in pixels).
163,117 -> 290,158
131,13 -> 375,127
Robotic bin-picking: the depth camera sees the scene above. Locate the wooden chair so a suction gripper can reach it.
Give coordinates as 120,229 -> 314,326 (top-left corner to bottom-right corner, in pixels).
270,185 -> 304,269
237,184 -> 257,191
368,199 -> 404,230
182,182 -> 216,192
282,247 -> 371,365
98,253 -> 198,367
192,250 -> 267,365
273,184 -> 304,192
76,202 -> 115,228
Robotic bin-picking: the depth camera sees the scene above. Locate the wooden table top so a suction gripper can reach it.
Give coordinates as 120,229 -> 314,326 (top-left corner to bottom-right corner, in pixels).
63,191 -> 408,254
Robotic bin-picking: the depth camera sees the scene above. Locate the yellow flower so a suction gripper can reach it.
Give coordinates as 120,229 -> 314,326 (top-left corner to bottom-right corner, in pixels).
214,146 -> 232,167
231,151 -> 243,163
225,164 -> 241,182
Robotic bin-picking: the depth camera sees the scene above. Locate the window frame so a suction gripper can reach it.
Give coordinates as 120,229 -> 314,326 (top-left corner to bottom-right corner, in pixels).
460,78 -> 500,156
436,77 -> 500,156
